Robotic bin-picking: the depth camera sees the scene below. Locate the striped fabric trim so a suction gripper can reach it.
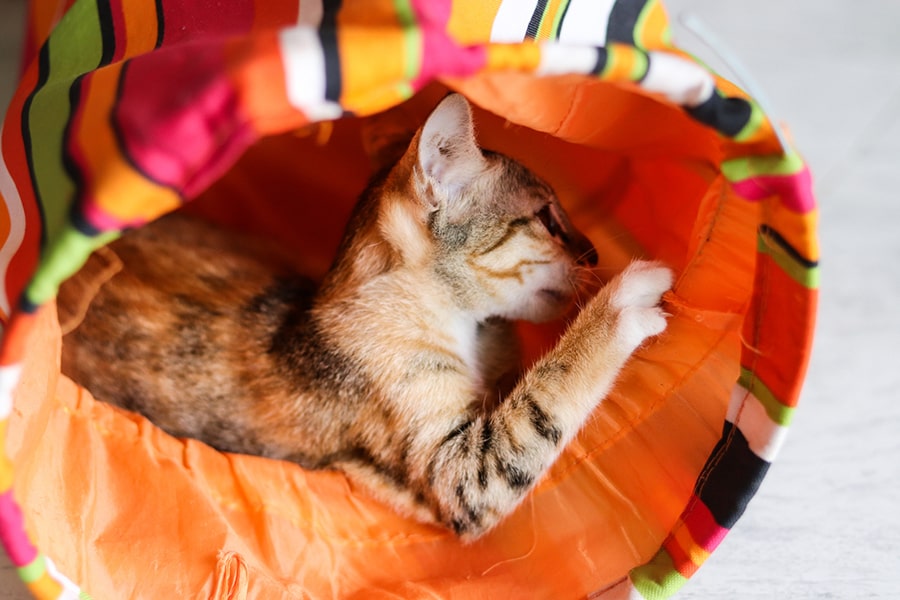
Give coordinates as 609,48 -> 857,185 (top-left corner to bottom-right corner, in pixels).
491,0 -> 667,47
0,361 -> 90,599
0,1 -> 817,598
557,0 -> 616,45
0,136 -> 27,321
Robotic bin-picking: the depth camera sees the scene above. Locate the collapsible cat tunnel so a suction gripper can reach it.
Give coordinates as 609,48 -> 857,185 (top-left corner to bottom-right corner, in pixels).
0,0 -> 817,598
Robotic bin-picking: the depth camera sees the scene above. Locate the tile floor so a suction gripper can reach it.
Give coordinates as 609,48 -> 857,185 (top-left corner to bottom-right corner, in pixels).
1,0 -> 898,598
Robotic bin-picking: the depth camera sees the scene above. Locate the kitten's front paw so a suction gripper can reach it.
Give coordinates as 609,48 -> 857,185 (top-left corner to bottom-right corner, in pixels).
611,260 -> 673,351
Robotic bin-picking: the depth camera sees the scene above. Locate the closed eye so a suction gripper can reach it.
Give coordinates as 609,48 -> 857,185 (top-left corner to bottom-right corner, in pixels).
535,205 -> 568,242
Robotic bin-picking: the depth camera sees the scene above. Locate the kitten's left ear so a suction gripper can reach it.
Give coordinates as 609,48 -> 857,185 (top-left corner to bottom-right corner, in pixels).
417,94 -> 486,204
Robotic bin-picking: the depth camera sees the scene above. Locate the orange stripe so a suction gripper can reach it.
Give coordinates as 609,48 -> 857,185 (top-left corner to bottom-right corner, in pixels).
73,63 -> 181,223
671,521 -> 710,572
536,0 -> 564,41
602,44 -> 641,82
225,34 -> 308,136
122,0 -> 160,58
26,571 -> 65,599
337,21 -> 409,113
635,0 -> 671,50
766,205 -> 819,263
485,43 -> 542,73
448,0 -> 503,44
0,420 -> 13,493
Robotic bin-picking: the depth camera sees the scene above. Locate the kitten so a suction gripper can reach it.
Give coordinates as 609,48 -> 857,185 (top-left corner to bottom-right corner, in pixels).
59,94 -> 672,540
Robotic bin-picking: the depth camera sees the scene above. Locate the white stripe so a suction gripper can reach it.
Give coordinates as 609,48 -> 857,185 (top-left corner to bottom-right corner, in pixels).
557,0 -> 615,46
727,384 -> 789,463
278,26 -> 343,122
490,0 -> 540,42
537,44 -> 600,76
0,122 -> 28,319
44,557 -> 83,600
641,51 -> 716,108
0,362 -> 21,419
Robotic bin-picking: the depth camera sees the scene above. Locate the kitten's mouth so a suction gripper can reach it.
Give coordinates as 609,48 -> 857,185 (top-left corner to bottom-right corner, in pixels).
539,288 -> 571,304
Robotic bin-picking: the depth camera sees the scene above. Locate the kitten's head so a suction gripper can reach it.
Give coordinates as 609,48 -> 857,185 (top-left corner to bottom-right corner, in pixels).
394,94 -> 597,323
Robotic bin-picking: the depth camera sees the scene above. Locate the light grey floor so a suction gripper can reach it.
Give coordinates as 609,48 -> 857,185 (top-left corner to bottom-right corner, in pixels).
1,0 -> 898,598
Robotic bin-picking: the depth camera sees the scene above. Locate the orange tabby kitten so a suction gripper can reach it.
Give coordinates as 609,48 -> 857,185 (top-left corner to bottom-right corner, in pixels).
60,94 -> 672,539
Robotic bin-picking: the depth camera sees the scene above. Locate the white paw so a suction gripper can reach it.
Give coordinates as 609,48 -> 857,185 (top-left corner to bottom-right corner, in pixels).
611,261 -> 673,350
612,260 -> 673,310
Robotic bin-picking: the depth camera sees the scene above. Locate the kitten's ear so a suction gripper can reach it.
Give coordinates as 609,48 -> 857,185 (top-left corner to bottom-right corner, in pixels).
417,94 -> 486,203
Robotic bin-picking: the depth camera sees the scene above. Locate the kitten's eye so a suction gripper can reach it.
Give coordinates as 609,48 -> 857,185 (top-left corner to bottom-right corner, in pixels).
536,205 -> 566,240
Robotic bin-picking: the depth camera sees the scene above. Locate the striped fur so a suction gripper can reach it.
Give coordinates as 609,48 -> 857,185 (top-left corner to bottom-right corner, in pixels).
59,95 -> 671,539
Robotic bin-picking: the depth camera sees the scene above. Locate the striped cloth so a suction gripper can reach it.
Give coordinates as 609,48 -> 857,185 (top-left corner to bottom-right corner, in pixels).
0,0 -> 817,598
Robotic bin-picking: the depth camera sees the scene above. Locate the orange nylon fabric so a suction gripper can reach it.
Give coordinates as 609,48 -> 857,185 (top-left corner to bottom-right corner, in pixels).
6,78 -> 750,597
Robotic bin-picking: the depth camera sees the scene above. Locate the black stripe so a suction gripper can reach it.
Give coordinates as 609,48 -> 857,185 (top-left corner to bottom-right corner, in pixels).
154,0 -> 165,48
17,293 -> 40,315
62,75 -> 88,230
525,0 -> 548,40
495,457 -> 534,490
591,47 -> 609,76
20,44 -> 52,249
759,225 -> 819,269
477,420 -> 493,488
525,395 -> 562,446
455,483 -> 481,529
443,419 -> 474,447
696,422 -> 770,529
69,207 -> 103,237
319,0 -> 342,103
686,92 -> 753,138
96,0 -> 116,66
606,0 -> 650,45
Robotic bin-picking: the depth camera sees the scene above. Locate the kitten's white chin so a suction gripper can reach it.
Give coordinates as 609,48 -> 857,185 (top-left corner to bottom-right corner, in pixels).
503,288 -> 573,323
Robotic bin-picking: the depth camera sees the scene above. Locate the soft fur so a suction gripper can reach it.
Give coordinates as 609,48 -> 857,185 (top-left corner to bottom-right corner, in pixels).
60,94 -> 672,539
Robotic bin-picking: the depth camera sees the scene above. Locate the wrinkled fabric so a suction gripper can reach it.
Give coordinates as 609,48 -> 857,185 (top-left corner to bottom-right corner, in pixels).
0,0 -> 816,598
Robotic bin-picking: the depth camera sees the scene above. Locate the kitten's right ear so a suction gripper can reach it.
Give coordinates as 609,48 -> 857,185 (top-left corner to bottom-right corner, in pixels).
417,94 -> 486,205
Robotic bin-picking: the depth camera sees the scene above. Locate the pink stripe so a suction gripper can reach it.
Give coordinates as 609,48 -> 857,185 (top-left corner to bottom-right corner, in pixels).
114,43 -> 258,200
410,0 -> 487,90
681,496 -> 728,552
0,490 -> 39,566
731,166 -> 815,214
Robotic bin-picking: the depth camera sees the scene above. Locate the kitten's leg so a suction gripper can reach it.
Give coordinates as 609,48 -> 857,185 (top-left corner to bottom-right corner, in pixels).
425,261 -> 673,539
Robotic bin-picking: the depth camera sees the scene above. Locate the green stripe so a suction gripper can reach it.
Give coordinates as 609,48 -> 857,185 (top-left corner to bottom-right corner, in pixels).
630,548 -> 688,600
599,46 -> 650,82
738,367 -> 796,426
630,49 -> 650,81
394,0 -> 421,83
17,554 -> 46,583
632,0 -> 653,48
79,591 -> 94,600
24,225 -> 119,307
757,231 -> 820,289
27,0 -> 106,246
721,151 -> 805,182
733,100 -> 766,143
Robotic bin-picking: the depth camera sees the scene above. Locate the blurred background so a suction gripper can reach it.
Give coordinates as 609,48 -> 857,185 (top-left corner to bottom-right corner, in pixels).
1,0 -> 898,598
